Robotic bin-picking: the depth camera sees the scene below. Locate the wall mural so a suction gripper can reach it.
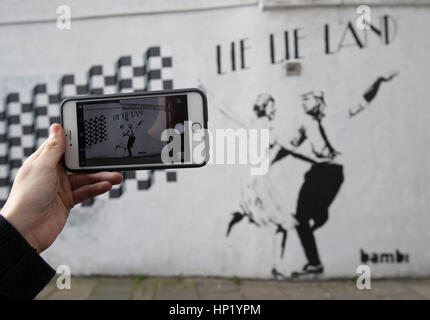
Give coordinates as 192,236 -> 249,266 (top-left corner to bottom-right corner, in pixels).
211,13 -> 400,278
223,77 -> 398,278
1,7 -> 420,277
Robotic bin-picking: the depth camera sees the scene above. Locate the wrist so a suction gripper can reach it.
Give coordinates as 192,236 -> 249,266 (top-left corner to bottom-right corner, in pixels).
0,208 -> 40,253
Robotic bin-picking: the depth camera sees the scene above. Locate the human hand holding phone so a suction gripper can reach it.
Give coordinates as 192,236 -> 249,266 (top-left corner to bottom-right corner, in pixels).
0,124 -> 123,253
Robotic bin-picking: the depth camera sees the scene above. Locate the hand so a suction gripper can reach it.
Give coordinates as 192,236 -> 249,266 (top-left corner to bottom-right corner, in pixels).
0,124 -> 123,253
290,126 -> 307,147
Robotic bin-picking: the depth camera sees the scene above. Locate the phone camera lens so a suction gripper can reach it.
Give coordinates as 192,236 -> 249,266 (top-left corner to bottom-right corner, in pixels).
192,122 -> 202,133
174,123 -> 184,134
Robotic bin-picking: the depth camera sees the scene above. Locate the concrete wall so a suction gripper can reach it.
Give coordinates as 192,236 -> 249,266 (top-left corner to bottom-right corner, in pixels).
0,0 -> 429,278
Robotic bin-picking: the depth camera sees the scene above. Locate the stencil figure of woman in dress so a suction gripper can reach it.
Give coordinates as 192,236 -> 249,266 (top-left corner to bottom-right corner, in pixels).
212,93 -> 295,267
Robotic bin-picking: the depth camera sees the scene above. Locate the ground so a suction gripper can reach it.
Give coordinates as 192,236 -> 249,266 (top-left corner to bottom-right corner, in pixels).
36,277 -> 430,300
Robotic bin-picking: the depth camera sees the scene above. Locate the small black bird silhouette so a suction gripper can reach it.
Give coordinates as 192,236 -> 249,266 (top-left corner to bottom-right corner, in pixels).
226,212 -> 244,236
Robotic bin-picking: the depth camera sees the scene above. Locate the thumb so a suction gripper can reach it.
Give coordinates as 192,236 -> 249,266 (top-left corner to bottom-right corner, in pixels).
38,123 -> 66,168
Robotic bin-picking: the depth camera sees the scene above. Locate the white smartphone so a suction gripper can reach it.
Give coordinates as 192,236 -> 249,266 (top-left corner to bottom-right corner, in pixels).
61,88 -> 208,172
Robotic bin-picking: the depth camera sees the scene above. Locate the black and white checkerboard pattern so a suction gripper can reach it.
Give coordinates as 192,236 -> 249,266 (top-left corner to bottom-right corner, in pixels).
0,46 -> 177,207
84,115 -> 107,146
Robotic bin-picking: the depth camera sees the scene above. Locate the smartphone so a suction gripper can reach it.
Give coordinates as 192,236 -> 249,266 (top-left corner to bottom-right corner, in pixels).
61,88 -> 208,172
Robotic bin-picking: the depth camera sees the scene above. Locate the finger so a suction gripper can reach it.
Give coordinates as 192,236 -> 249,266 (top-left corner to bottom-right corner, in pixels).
37,124 -> 66,168
69,172 -> 123,190
72,181 -> 112,205
25,139 -> 49,163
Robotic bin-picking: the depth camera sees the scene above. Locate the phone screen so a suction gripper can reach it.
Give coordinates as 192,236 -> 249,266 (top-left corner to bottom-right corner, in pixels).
76,94 -> 188,167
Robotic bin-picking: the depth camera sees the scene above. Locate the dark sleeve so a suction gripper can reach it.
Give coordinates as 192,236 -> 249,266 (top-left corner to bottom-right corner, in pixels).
0,214 -> 56,300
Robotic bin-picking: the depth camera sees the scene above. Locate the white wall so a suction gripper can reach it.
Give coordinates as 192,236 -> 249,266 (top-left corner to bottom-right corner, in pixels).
0,1 -> 429,278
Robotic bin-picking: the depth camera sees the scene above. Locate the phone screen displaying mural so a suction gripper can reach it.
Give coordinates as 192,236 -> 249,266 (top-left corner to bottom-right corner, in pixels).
76,94 -> 188,167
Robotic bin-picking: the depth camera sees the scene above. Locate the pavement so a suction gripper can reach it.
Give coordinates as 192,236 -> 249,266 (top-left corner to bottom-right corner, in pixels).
36,277 -> 430,300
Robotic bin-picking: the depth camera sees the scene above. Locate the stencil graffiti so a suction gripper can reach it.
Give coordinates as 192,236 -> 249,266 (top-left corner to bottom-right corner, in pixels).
115,121 -> 144,157
223,90 -> 344,277
349,71 -> 399,117
222,69 -> 397,278
84,115 -> 108,146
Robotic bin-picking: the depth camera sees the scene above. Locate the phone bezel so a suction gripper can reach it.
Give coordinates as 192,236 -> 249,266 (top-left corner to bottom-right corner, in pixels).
60,88 -> 209,172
